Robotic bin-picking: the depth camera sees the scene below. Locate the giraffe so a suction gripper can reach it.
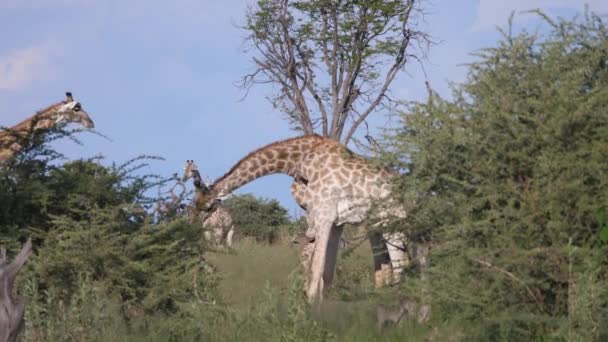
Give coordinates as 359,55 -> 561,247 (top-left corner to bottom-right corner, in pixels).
0,92 -> 94,163
189,135 -> 411,301
183,160 -> 235,247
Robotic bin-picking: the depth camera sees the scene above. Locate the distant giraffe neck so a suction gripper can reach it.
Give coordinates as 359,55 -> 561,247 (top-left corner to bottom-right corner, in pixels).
2,103 -> 62,136
210,135 -> 327,196
0,103 -> 62,162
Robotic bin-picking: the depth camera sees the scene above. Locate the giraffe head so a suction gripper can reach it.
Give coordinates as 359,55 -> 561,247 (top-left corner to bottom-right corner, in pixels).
43,92 -> 94,129
183,160 -> 219,215
182,160 -> 200,182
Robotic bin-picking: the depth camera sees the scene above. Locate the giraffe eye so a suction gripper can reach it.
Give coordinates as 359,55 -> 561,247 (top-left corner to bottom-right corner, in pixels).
73,103 -> 81,112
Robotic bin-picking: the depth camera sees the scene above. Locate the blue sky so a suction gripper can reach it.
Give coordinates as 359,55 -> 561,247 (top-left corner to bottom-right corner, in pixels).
1,0 -> 606,215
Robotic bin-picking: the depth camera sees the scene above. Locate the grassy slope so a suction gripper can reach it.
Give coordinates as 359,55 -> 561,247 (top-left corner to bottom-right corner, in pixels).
209,237 -> 301,309
208,236 -> 438,341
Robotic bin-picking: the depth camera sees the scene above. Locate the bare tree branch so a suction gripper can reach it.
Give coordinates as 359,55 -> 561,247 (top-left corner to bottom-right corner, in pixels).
241,0 -> 430,145
279,1 -> 314,134
343,1 -> 417,145
472,257 -> 543,307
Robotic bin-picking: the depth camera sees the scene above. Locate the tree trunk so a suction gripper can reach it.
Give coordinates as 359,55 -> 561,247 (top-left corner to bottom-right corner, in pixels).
0,239 -> 32,342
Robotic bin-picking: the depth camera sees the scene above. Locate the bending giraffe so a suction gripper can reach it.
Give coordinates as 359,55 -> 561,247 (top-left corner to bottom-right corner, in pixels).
183,160 -> 235,247
0,92 -> 94,163
189,135 -> 414,302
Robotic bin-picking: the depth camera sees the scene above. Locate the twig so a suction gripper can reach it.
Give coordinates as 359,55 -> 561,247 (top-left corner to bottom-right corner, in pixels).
471,257 -> 542,307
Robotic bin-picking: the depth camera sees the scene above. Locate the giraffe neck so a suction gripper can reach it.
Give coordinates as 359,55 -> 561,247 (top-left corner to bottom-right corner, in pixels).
191,169 -> 209,191
210,135 -> 326,196
0,103 -> 62,159
4,103 -> 62,133
189,168 -> 212,214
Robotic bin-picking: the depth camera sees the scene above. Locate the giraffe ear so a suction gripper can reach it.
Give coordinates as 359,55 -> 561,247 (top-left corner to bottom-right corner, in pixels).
65,92 -> 74,102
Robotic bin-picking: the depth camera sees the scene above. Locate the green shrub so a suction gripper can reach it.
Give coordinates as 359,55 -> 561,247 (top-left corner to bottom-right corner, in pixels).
384,10 -> 608,341
224,193 -> 291,243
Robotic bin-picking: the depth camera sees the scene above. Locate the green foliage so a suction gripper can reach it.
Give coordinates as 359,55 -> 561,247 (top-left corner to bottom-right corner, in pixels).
384,10 -> 608,341
597,209 -> 608,244
23,273 -> 126,341
329,230 -> 377,301
224,193 -> 291,243
250,0 -> 413,59
0,155 -> 160,246
0,127 -> 225,340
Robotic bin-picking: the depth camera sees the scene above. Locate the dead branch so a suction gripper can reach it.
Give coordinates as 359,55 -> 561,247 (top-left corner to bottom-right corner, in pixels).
0,238 -> 32,342
153,173 -> 189,219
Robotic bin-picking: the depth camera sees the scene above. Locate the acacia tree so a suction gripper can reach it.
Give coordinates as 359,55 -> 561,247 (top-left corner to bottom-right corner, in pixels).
241,0 -> 430,145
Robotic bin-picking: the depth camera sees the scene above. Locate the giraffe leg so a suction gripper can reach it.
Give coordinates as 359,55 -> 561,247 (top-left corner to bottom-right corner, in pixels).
305,217 -> 334,303
416,243 -> 430,276
301,239 -> 315,294
213,227 -> 223,244
368,231 -> 393,288
226,226 -> 234,247
384,232 -> 409,284
203,230 -> 212,242
322,225 -> 343,286
300,213 -> 316,293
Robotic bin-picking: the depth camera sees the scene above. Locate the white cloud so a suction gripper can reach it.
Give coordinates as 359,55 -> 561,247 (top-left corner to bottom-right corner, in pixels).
471,0 -> 608,31
0,43 -> 60,90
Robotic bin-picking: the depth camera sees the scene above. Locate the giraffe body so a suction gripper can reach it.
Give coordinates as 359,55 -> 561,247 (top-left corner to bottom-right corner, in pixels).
202,207 -> 235,247
191,135 -> 410,301
0,92 -> 94,163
